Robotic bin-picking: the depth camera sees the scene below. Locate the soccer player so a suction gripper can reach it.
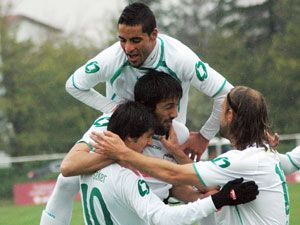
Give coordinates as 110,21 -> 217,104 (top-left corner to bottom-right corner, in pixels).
79,100 -> 259,225
91,86 -> 290,225
40,71 -> 203,225
65,2 -> 234,159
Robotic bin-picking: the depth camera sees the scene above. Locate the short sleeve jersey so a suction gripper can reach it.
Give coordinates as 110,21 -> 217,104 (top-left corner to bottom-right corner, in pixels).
79,114 -> 189,200
193,147 -> 289,225
71,34 -> 230,125
80,163 -> 216,225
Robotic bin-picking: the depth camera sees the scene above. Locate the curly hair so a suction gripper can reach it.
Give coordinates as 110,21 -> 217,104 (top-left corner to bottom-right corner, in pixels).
227,86 -> 271,150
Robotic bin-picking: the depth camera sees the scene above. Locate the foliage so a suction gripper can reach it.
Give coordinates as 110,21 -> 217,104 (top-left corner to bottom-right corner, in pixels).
0,0 -> 299,158
157,0 -> 300,134
0,17 -> 101,156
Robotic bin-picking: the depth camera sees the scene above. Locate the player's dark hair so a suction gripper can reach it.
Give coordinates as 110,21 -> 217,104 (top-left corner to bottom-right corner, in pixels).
107,101 -> 163,140
227,86 -> 270,150
118,2 -> 156,35
134,69 -> 182,111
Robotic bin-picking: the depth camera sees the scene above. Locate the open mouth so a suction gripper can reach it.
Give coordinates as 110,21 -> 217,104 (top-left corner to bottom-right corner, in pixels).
127,54 -> 139,62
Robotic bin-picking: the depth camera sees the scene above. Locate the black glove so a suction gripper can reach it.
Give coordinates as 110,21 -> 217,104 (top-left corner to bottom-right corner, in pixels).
211,177 -> 259,209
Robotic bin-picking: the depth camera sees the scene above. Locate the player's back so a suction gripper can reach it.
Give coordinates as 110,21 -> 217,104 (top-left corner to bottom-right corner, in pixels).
214,148 -> 289,225
80,163 -> 149,225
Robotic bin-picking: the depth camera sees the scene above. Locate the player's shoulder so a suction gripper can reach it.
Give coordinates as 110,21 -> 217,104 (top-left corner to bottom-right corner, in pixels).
91,113 -> 112,128
159,34 -> 200,79
172,120 -> 189,144
159,34 -> 199,60
91,41 -> 127,70
211,148 -> 257,170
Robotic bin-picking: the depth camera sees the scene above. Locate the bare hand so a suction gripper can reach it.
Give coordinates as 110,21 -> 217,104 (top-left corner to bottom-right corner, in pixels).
266,132 -> 280,149
180,132 -> 209,162
160,126 -> 181,154
90,131 -> 127,160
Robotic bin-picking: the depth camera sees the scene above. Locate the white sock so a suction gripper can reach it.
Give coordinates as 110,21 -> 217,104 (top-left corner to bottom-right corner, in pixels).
40,210 -> 65,225
40,174 -> 80,225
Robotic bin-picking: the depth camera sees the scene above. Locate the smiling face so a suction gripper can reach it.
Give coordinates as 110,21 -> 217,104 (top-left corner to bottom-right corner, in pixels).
118,24 -> 157,67
154,97 -> 179,131
125,130 -> 154,153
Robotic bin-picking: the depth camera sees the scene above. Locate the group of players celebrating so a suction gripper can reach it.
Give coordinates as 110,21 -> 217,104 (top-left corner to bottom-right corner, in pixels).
40,2 -> 300,225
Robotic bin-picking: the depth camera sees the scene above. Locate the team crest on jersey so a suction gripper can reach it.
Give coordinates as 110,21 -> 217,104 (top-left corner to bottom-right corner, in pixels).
195,61 -> 208,81
93,117 -> 110,127
211,156 -> 230,168
85,61 -> 100,74
138,179 -> 150,197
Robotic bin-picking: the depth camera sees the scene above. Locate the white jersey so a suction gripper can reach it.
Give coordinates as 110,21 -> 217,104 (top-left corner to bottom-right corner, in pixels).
278,145 -> 300,175
66,34 -> 233,140
79,114 -> 189,200
193,147 -> 289,225
80,163 -> 216,225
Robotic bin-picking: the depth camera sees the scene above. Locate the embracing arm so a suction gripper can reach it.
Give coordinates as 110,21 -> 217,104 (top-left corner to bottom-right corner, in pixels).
60,142 -> 114,177
90,131 -> 201,187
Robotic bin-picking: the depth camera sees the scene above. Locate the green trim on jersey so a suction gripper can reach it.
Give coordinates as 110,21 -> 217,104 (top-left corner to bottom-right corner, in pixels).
234,206 -> 244,225
77,141 -> 95,152
71,74 -> 89,91
155,37 -> 181,84
110,61 -> 130,85
192,163 -> 207,186
212,79 -> 227,98
152,135 -> 160,140
109,37 -> 181,87
111,93 -> 117,101
275,163 -> 290,215
286,153 -> 300,169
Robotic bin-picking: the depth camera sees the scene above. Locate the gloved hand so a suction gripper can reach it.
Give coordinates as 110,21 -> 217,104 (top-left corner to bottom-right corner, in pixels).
211,177 -> 259,209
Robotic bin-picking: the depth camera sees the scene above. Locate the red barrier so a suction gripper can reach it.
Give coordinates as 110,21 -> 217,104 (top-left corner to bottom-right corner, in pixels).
286,171 -> 300,184
13,180 -> 80,205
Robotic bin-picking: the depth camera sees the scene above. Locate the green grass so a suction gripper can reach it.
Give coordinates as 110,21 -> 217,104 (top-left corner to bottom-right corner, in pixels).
0,183 -> 299,225
0,200 -> 84,225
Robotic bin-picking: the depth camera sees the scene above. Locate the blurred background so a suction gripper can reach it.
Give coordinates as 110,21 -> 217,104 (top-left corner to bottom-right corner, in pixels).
0,0 -> 299,224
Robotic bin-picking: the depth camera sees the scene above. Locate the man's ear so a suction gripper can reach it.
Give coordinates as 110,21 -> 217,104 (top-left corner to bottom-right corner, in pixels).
127,136 -> 137,143
227,109 -> 234,123
150,28 -> 158,40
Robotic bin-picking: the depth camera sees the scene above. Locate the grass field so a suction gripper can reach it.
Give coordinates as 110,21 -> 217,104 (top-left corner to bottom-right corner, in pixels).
0,183 -> 299,225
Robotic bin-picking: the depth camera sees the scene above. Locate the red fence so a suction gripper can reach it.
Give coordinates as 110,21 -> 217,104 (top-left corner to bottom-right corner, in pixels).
13,180 -> 80,205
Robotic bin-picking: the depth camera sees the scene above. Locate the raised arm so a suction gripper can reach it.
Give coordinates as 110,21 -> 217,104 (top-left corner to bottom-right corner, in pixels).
183,64 -> 233,161
60,142 -> 114,176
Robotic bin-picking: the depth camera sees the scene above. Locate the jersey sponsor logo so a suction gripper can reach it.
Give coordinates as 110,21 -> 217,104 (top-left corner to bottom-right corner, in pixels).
138,179 -> 150,197
85,61 -> 100,74
211,156 -> 230,168
195,61 -> 208,81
